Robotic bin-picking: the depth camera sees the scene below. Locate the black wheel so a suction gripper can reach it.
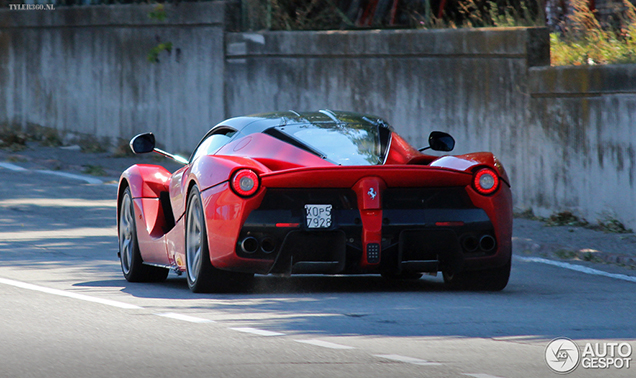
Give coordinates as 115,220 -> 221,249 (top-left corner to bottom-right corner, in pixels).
185,186 -> 224,293
381,271 -> 424,280
185,185 -> 256,293
443,259 -> 511,291
118,187 -> 169,282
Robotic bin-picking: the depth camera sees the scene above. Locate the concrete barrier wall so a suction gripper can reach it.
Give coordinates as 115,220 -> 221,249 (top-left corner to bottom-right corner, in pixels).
1,2 -> 636,229
225,28 -> 548,153
0,2 -> 226,151
524,65 -> 636,227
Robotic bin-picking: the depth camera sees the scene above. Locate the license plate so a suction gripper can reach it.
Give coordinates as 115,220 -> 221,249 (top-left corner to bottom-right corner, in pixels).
305,204 -> 332,229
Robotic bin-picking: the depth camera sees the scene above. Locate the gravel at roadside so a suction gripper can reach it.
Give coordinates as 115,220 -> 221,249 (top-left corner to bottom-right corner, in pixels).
514,218 -> 636,272
2,142 -> 636,275
0,142 -> 182,182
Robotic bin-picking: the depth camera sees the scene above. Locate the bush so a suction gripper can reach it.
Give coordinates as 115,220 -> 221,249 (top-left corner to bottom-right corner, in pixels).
551,0 -> 636,65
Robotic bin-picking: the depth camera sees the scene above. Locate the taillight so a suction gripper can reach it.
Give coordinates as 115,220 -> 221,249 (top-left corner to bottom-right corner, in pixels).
231,169 -> 259,197
473,168 -> 499,195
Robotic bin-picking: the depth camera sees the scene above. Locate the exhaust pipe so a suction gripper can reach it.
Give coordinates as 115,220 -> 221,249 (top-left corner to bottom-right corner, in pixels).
240,236 -> 259,254
479,235 -> 496,252
260,237 -> 276,254
461,235 -> 479,253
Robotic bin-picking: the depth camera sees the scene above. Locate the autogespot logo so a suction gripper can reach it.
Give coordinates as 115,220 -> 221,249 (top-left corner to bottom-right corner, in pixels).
545,338 -> 633,374
545,338 -> 580,374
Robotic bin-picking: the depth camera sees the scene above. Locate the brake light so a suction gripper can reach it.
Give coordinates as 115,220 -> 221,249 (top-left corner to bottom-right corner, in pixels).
473,168 -> 499,195
231,169 -> 259,197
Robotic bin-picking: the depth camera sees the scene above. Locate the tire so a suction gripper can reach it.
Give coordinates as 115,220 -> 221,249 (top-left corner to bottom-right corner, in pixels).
185,186 -> 223,293
443,259 -> 511,291
118,187 -> 169,282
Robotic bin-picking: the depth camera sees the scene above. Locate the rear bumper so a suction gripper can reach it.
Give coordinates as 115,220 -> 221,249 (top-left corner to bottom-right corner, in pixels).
235,207 -> 507,275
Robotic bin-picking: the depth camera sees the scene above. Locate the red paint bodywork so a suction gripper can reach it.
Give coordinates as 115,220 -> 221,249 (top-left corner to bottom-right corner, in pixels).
117,120 -> 512,276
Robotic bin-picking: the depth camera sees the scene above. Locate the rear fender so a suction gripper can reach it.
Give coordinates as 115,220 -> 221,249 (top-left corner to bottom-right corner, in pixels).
188,155 -> 271,193
120,164 -> 172,199
118,165 -> 173,265
464,184 -> 513,268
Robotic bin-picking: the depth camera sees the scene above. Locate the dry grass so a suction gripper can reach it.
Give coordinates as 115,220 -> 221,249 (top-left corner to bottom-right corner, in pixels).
551,0 -> 636,65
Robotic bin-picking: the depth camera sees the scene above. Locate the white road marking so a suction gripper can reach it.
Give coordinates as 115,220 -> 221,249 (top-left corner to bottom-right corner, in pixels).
0,162 -> 27,171
517,256 -> 636,283
0,226 -> 117,241
156,312 -> 214,323
36,170 -> 103,185
229,327 -> 285,336
295,339 -> 355,350
0,162 -> 113,185
463,374 -> 505,378
0,198 -> 116,208
373,354 -> 442,366
0,277 -> 142,310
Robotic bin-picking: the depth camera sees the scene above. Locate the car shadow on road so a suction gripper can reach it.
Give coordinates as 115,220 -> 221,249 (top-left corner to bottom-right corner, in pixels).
75,273 -> 472,299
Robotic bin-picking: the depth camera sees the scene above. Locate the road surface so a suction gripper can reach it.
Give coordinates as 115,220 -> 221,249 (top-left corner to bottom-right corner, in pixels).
0,166 -> 634,378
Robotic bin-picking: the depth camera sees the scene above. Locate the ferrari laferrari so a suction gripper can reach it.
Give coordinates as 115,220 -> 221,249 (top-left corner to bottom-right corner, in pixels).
117,110 -> 512,292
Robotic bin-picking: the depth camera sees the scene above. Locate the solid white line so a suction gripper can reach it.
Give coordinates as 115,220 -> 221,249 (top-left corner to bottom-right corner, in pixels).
35,170 -> 103,185
0,198 -> 116,208
0,162 -> 27,171
517,256 -> 636,283
156,312 -> 214,323
463,374 -> 505,378
229,327 -> 285,336
373,354 -> 442,366
0,226 -> 117,241
295,339 -> 355,350
0,277 -> 142,310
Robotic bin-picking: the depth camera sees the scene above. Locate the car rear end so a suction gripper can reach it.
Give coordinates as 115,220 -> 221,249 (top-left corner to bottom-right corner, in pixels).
228,165 -> 512,277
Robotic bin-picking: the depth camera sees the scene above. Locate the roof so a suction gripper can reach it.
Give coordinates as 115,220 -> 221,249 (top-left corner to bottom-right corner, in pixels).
212,110 -> 392,136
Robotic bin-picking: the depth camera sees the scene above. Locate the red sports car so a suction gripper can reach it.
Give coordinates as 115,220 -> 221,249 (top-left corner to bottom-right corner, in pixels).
117,110 -> 512,292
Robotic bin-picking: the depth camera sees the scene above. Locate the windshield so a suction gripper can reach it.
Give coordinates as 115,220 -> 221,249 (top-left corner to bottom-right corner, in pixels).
273,122 -> 387,166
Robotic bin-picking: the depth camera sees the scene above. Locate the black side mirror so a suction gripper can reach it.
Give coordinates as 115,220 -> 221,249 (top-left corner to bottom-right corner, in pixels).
129,133 -> 155,154
422,131 -> 455,152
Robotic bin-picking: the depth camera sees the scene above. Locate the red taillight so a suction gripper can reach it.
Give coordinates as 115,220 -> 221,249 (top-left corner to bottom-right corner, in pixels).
231,169 -> 259,197
473,168 -> 499,195
276,223 -> 300,228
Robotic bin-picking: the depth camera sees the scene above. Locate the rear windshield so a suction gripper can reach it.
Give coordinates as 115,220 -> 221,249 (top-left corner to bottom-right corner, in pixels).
273,123 -> 388,166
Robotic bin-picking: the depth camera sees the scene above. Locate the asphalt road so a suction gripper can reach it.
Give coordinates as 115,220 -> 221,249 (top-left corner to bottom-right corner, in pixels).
1,166 -> 635,378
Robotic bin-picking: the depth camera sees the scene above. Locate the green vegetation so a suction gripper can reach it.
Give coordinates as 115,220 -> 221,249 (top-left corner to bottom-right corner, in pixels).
550,0 -> 636,65
148,3 -> 167,21
112,139 -> 135,158
83,165 -> 107,176
147,41 -> 173,63
596,215 -> 633,234
239,0 -> 636,66
147,4 -> 173,63
28,125 -> 63,147
544,211 -> 589,227
240,0 -> 543,30
554,249 -> 578,259
0,126 -> 28,151
516,208 -> 633,234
